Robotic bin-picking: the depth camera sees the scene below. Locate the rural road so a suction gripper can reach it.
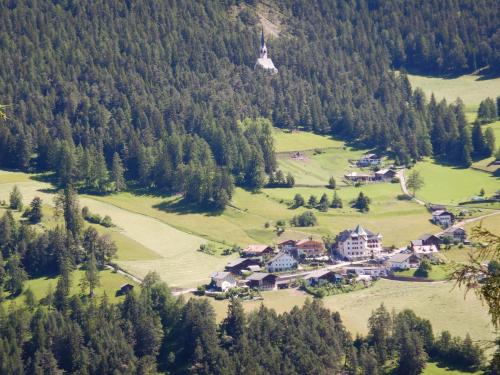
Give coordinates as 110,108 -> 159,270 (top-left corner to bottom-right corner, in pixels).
435,210 -> 500,236
397,169 -> 426,205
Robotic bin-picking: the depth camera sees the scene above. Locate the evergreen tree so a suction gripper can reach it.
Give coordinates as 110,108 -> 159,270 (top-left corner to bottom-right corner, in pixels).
9,185 -> 23,210
307,195 -> 318,209
82,252 -> 99,297
318,193 -> 329,212
28,197 -> 43,224
328,176 -> 336,189
331,191 -> 343,208
353,192 -> 370,212
111,152 -> 126,192
293,194 -> 305,208
471,121 -> 487,157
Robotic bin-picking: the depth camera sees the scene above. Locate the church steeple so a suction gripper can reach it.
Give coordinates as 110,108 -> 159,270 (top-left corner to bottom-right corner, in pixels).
259,29 -> 267,59
255,29 -> 277,74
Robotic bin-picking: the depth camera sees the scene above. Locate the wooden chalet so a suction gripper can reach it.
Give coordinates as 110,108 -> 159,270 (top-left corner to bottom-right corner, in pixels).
242,244 -> 274,257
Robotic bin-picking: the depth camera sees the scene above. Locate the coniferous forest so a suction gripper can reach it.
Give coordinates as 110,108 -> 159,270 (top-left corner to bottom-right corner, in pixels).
0,0 -> 498,208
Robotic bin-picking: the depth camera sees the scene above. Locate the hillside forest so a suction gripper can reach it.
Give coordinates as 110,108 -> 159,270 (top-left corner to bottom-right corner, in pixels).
0,0 -> 499,208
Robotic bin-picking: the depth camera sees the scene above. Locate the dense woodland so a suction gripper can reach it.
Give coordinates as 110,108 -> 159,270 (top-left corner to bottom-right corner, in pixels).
0,0 -> 498,208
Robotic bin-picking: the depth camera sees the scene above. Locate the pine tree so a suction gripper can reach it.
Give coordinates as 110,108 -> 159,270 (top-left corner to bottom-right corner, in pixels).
471,121 -> 487,157
318,193 -> 329,212
9,185 -> 23,210
331,191 -> 343,208
328,176 -> 336,189
293,194 -> 305,207
484,127 -> 496,157
111,152 -> 126,192
28,196 -> 43,224
83,252 -> 99,297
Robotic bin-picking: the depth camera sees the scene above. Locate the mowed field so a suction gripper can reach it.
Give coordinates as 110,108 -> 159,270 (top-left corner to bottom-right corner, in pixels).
410,159 -> 499,204
273,128 -> 344,152
407,73 -> 500,108
0,171 -> 231,288
202,279 -> 495,344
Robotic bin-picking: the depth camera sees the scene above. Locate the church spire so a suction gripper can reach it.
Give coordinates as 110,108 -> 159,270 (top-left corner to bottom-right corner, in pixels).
259,29 -> 267,59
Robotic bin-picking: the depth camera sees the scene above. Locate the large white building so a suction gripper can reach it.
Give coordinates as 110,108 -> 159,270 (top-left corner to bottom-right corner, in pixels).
267,251 -> 297,272
336,225 -> 383,260
255,30 -> 278,74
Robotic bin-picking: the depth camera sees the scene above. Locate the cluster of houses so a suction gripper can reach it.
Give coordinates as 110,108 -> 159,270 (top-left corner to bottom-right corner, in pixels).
208,225 -> 388,293
208,220 -> 471,293
344,153 -> 400,184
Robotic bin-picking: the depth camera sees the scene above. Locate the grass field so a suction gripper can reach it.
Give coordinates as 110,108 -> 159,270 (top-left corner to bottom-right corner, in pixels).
202,279 -> 494,343
423,362 -> 481,375
0,171 -> 230,289
2,268 -> 136,307
407,73 -> 500,108
411,159 -> 499,204
277,147 -> 371,186
464,214 -> 500,237
273,128 -> 343,153
395,265 -> 449,281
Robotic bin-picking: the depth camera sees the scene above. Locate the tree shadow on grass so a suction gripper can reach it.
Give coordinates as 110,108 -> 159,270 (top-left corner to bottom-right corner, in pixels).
153,198 -> 224,217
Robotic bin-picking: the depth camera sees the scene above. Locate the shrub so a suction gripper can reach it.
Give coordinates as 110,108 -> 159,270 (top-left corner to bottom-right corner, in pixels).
290,211 -> 317,227
101,215 -> 114,227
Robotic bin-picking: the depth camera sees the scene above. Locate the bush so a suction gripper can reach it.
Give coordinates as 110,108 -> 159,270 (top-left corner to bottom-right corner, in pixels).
101,215 -> 114,227
198,243 -> 216,255
290,211 -> 317,227
415,259 -> 432,277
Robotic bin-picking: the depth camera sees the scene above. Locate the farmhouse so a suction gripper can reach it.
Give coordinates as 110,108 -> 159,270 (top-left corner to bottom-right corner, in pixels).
277,239 -> 297,252
387,253 -> 421,270
246,273 -> 278,290
375,168 -> 397,181
267,252 -> 297,272
242,244 -> 274,257
210,272 -> 237,291
432,210 -> 454,227
303,269 -> 342,286
225,258 -> 260,274
296,238 -> 326,258
441,227 -> 467,243
419,234 -> 442,248
410,240 -> 439,255
344,171 -> 374,183
336,225 -> 383,260
357,153 -> 381,167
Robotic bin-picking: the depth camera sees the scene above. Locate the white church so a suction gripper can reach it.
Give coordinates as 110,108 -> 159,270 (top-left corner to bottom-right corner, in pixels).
255,30 -> 278,74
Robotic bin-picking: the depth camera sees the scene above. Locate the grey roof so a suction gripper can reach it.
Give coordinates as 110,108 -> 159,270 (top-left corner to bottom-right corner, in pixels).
388,253 -> 415,263
303,269 -> 336,280
246,272 -> 275,281
411,239 -> 423,246
226,258 -> 251,268
267,252 -> 295,264
420,233 -> 439,241
338,225 -> 379,242
211,271 -> 232,280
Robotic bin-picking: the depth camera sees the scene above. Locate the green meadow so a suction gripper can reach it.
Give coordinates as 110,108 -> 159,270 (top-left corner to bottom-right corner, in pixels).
407,73 -> 500,107
273,128 -> 343,152
277,147 -> 370,186
2,268 -> 137,308
411,159 -> 499,204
